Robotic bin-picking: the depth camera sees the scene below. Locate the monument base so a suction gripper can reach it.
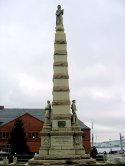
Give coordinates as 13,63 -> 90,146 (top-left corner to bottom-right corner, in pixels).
28,155 -> 96,166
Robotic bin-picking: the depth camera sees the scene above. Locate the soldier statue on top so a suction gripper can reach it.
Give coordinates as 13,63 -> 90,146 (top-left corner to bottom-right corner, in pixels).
56,5 -> 64,26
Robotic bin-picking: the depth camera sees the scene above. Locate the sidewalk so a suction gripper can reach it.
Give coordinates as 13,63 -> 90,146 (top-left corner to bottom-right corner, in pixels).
106,154 -> 125,164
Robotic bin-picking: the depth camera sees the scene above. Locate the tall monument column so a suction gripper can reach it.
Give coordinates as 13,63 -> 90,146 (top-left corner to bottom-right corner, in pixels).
49,5 -> 74,155
52,5 -> 71,130
38,5 -> 85,157
28,5 -> 96,166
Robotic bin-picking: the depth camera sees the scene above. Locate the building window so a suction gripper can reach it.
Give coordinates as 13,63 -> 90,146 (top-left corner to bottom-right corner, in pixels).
28,132 -> 39,139
0,132 -> 10,139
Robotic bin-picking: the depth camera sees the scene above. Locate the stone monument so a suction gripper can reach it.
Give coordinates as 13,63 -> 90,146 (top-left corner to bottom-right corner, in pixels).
28,5 -> 95,166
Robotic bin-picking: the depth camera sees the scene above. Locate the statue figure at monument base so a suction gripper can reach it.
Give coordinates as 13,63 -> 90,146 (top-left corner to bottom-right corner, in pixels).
44,100 -> 51,125
71,100 -> 78,125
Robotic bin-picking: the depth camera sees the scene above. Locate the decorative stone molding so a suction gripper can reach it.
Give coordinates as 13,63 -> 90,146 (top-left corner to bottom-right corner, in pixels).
74,136 -> 81,145
54,50 -> 67,55
73,131 -> 83,136
55,25 -> 64,32
53,73 -> 69,79
52,100 -> 70,106
72,126 -> 81,132
53,86 -> 69,91
52,128 -> 72,132
50,131 -> 74,136
55,41 -> 67,44
40,131 -> 50,136
52,114 -> 71,120
42,136 -> 50,145
53,62 -> 68,66
54,54 -> 67,56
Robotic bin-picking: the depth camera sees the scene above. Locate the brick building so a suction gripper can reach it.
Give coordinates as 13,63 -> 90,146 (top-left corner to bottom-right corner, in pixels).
0,106 -> 91,154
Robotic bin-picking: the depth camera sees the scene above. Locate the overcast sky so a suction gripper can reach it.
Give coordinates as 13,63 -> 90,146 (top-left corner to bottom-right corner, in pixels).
0,0 -> 125,142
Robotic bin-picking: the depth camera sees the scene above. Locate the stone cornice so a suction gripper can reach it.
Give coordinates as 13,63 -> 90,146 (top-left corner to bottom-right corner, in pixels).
53,73 -> 69,79
50,131 -> 74,136
54,54 -> 67,56
52,114 -> 71,120
55,41 -> 67,44
55,25 -> 64,32
54,50 -> 67,55
53,62 -> 68,66
53,86 -> 69,92
52,100 -> 70,106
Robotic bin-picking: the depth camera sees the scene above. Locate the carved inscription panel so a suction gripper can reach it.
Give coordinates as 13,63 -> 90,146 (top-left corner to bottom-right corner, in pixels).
51,136 -> 73,147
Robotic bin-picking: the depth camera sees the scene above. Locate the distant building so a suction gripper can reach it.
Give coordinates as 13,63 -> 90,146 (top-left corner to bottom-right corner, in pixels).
0,106 -> 91,153
94,140 -> 125,148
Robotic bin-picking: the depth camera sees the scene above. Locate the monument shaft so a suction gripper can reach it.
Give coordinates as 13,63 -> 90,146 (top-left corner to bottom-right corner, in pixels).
52,30 -> 71,130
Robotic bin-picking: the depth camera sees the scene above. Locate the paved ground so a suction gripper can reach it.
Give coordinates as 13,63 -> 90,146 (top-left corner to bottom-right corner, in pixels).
105,154 -> 125,164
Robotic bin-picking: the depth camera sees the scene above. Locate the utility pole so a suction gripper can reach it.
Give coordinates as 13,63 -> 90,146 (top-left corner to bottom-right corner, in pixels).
91,121 -> 94,147
120,133 -> 124,151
